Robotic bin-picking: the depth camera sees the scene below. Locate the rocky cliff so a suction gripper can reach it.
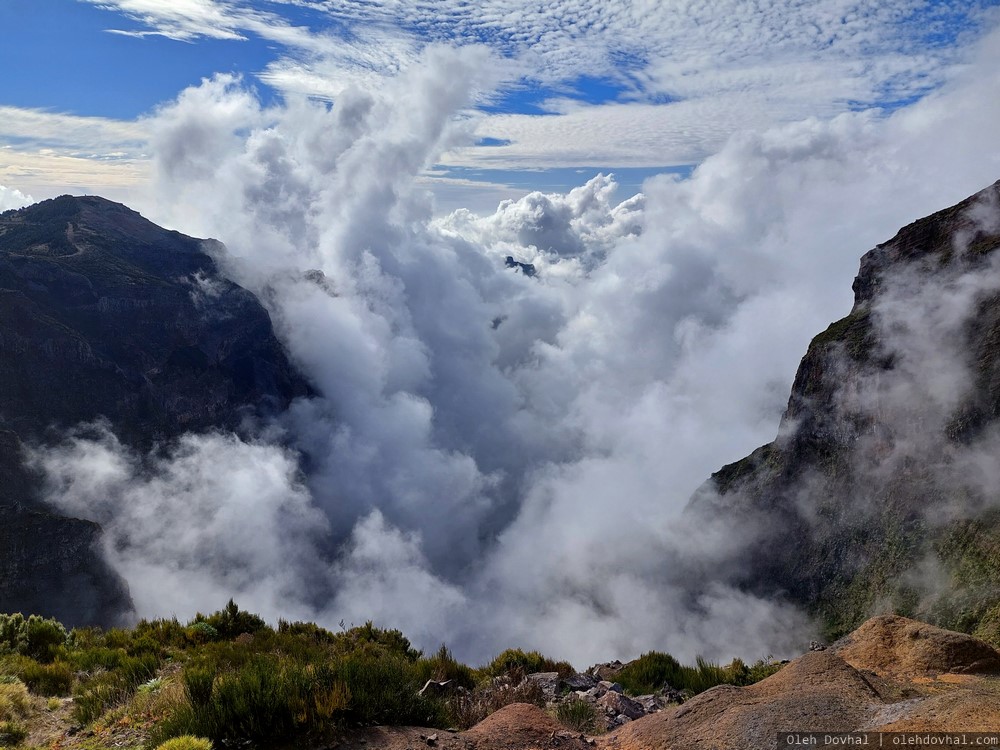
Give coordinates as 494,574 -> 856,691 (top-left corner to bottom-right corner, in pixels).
696,180 -> 1000,642
0,195 -> 311,626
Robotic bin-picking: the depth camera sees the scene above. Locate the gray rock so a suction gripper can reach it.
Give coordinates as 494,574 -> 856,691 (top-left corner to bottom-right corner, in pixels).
597,690 -> 645,720
526,671 -> 561,699
588,660 -> 625,681
561,672 -> 598,691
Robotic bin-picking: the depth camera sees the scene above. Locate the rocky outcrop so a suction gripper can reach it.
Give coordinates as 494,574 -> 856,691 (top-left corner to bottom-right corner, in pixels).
0,195 -> 312,626
693,180 -> 1000,641
0,503 -> 131,627
349,618 -> 1000,749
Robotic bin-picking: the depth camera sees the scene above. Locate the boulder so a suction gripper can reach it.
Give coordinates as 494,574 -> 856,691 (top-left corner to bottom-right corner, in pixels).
561,672 -> 598,691
525,672 -> 561,700
597,690 -> 645,720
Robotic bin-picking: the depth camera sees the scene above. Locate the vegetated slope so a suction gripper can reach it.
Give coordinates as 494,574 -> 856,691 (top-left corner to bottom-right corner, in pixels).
0,196 -> 311,627
3,607 -> 997,750
692,179 -> 1000,642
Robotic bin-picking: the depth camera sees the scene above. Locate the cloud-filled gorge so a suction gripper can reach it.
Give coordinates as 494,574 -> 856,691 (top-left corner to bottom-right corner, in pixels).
28,33 -> 1000,668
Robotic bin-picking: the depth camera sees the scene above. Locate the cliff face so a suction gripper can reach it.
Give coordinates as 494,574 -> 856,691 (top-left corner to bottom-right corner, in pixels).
0,195 -> 311,626
698,180 -> 1000,642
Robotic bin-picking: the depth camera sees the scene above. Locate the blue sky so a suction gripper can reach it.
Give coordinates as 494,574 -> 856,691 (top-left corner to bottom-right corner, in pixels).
1,0 -> 999,212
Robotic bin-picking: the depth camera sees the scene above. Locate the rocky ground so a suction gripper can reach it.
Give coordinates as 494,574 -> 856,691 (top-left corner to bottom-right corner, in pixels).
328,615 -> 1000,750
11,615 -> 1000,750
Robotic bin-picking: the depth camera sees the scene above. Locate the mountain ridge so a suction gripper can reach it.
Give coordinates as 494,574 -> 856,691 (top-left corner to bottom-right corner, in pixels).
697,178 -> 1000,642
0,194 -> 313,627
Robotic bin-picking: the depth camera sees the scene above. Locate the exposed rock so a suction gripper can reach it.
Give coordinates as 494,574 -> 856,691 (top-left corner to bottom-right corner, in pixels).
691,179 -> 1000,640
525,672 -> 561,700
504,255 -> 537,277
0,195 -> 312,625
832,614 -> 1000,677
588,660 -> 625,681
561,673 -> 598,691
596,690 -> 644,720
0,503 -> 130,627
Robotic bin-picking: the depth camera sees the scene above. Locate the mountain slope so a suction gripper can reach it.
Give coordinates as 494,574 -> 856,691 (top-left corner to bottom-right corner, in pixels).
0,195 -> 311,626
695,179 -> 1000,642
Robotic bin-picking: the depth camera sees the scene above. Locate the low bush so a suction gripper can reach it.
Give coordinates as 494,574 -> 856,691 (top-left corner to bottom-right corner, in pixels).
555,699 -> 598,733
0,614 -> 67,663
416,645 -> 476,689
18,659 -> 72,697
615,651 -> 781,696
155,736 -> 213,750
326,652 -> 445,727
0,681 -> 30,720
72,652 -> 159,724
482,649 -> 573,680
0,719 -> 27,746
331,622 -> 421,661
203,601 -> 267,641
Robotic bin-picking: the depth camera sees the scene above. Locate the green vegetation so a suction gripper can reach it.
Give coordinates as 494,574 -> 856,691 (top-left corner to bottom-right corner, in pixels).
0,602 -> 784,748
555,699 -> 598,733
809,308 -> 874,361
482,648 -> 574,679
615,652 -> 781,696
0,718 -> 28,746
154,736 -> 213,750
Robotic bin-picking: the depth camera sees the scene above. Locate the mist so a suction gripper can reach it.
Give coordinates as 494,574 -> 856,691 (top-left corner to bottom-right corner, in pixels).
30,30 -> 1000,668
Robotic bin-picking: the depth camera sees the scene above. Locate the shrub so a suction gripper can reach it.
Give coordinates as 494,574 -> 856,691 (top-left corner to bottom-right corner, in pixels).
0,719 -> 27,746
555,699 -> 598,733
417,645 -> 476,689
73,678 -> 122,725
482,649 -> 573,679
276,620 -> 338,644
332,622 -> 421,661
134,618 -> 187,650
22,617 -> 68,663
183,664 -> 216,709
204,601 -> 267,641
615,651 -> 781,696
155,736 -> 213,750
184,623 -> 219,646
325,652 -> 445,727
71,652 -> 159,724
0,681 -> 30,720
0,614 -> 67,662
18,659 -> 72,696
153,650 -> 445,747
0,615 -> 27,656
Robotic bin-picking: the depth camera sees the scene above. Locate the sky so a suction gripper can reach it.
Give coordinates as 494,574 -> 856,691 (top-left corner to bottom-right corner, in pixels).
7,1 -> 1000,667
1,0 -> 998,213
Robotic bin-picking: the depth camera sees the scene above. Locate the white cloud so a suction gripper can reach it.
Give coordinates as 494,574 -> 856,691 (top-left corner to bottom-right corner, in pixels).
27,13 -> 1000,668
0,107 -> 149,201
83,0 -> 255,41
0,184 -> 32,211
76,0 -> 999,173
30,425 -> 329,623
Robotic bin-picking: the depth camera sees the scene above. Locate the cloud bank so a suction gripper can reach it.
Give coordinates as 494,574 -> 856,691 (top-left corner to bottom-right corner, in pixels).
0,185 -> 32,212
32,28 -> 1000,667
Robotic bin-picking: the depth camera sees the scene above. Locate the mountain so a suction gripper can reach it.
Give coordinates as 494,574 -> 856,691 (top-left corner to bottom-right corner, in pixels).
0,195 -> 311,626
695,180 -> 1000,643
